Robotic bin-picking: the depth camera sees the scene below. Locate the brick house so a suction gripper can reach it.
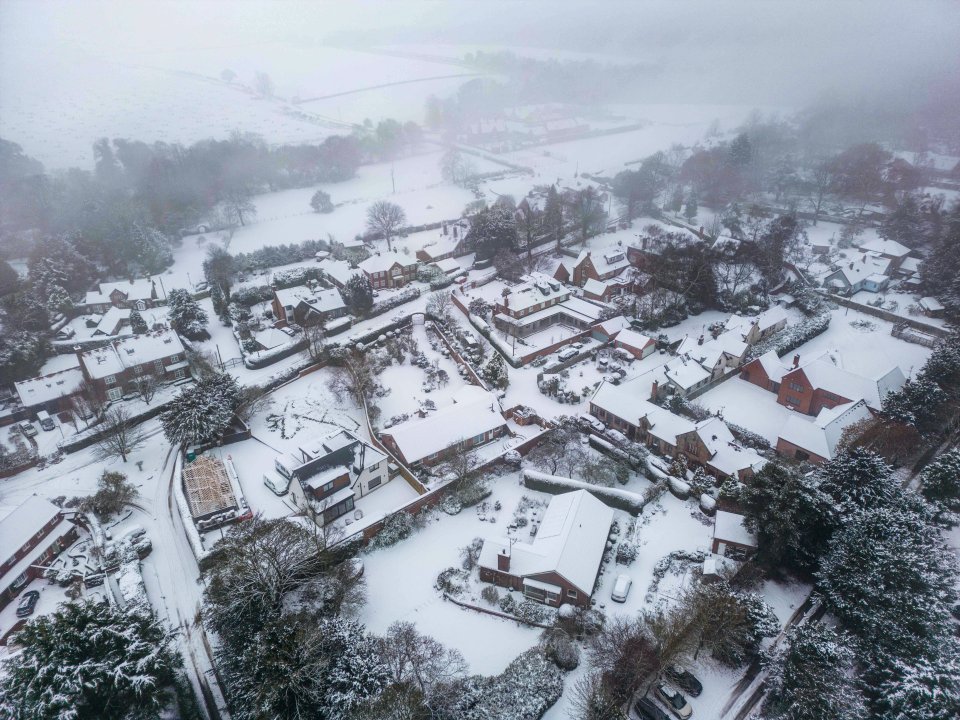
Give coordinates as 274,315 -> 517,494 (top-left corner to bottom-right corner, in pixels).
78,330 -> 189,403
1,496 -> 79,609
776,399 -> 873,465
359,252 -> 417,289
272,286 -> 348,327
478,490 -> 613,607
415,234 -> 466,263
554,248 -> 631,287
495,273 -> 570,320
613,328 -> 656,360
14,367 -> 85,416
711,511 -> 757,559
777,357 -> 905,415
379,386 -> 509,467
82,278 -> 160,313
675,417 -> 766,482
740,350 -> 793,393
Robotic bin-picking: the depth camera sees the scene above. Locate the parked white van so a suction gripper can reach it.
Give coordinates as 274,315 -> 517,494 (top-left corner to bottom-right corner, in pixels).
37,410 -> 55,431
263,472 -> 291,496
274,454 -> 300,480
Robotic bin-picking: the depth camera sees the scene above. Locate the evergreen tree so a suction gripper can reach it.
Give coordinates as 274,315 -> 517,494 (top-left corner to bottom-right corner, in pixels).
881,375 -> 949,431
817,447 -> 898,517
729,132 -> 753,168
129,308 -> 148,334
481,353 -> 509,389
202,245 -> 235,297
0,599 -> 177,720
45,283 -> 73,314
669,186 -> 684,213
166,288 -> 209,340
877,642 -> 960,720
160,372 -> 239,446
345,274 -> 374,316
130,223 -> 173,274
0,258 -> 19,297
762,623 -> 865,720
467,204 -> 518,260
210,283 -> 228,320
683,194 -> 698,221
0,330 -> 51,381
737,462 -> 834,572
919,449 -> 960,526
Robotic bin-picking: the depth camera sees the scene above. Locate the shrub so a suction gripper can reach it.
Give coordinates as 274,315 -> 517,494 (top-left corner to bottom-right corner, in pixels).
514,599 -> 555,625
369,511 -> 415,549
540,629 -> 580,670
499,593 -> 517,614
435,567 -> 470,596
616,541 -> 639,565
481,585 -> 500,605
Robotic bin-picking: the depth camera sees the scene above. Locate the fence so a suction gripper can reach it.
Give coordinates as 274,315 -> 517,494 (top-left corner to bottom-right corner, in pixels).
442,593 -> 553,629
825,293 -> 950,338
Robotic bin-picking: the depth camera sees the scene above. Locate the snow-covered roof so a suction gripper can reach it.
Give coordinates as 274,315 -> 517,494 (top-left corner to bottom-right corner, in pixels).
714,329 -> 749,359
0,496 -> 62,559
575,248 -> 630,277
826,253 -> 892,287
253,327 -> 292,350
382,386 -> 508,465
15,367 -> 85,407
596,315 -> 629,338
857,238 -> 911,258
919,296 -> 944,312
582,277 -> 608,297
590,378 -> 661,427
559,296 -> 607,322
359,251 -> 416,274
663,355 -> 711,390
479,490 -> 614,594
753,350 -> 792,383
318,259 -> 361,287
791,357 -> 905,410
300,428 -> 387,488
84,277 -> 156,306
756,305 -> 787,333
501,273 -> 569,313
692,418 -> 766,476
713,511 -> 757,548
94,307 -> 130,335
777,399 -> 872,460
80,330 -> 184,379
899,256 -> 921,274
275,285 -> 346,315
419,235 -> 462,259
615,328 -> 655,352
433,257 -> 462,275
646,406 -> 696,445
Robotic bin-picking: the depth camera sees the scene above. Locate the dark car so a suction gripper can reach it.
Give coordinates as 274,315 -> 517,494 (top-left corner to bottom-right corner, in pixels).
16,590 -> 40,618
634,697 -> 670,720
665,665 -> 703,697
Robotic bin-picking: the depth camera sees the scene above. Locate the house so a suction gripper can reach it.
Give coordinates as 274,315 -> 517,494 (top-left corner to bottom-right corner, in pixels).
810,236 -> 832,255
478,490 -> 613,607
614,328 -> 656,360
897,256 -> 922,280
1,496 -> 80,609
379,386 -> 509,467
416,234 -> 466,263
675,417 -> 767,482
359,252 -> 418,289
822,252 -> 892,295
556,248 -> 632,287
711,511 -> 757,559
661,355 -> 712,397
723,306 -> 788,346
491,273 -> 609,341
496,273 -> 570,320
317,259 -> 362,290
432,257 -> 463,277
918,296 -> 945,318
181,455 -> 247,531
739,350 -> 793,393
777,355 -> 905,414
591,315 -> 630,342
91,307 -> 131,336
776,399 -> 872,464
272,285 -> 348,327
14,367 -> 85,415
82,278 -> 160,313
292,429 -> 390,523
675,337 -> 726,379
78,330 -> 189,402
856,238 -> 912,270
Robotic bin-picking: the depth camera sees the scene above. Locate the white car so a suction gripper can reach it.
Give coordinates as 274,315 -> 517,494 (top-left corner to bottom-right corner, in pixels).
611,573 -> 632,603
263,472 -> 291,496
557,347 -> 578,361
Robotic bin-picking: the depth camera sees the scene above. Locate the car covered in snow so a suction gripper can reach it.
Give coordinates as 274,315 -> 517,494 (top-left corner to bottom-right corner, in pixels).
634,697 -> 669,720
611,573 -> 632,603
557,347 -> 579,362
18,421 -> 38,437
655,682 -> 692,719
16,590 -> 40,618
664,665 -> 703,697
577,414 -> 605,434
263,472 -> 291,496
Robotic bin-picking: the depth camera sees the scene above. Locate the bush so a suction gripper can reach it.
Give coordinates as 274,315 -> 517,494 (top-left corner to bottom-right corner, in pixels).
499,593 -> 517,614
540,629 -> 580,670
481,585 -> 500,605
616,541 -> 639,565
368,511 -> 416,549
514,599 -> 555,625
435,567 -> 470,596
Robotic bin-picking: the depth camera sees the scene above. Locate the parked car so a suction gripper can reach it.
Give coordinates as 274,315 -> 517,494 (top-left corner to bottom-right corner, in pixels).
557,347 -> 578,361
274,454 -> 300,480
194,281 -> 209,292
597,356 -> 609,369
665,665 -> 703,697
655,683 -> 692,720
611,573 -> 632,603
577,414 -> 605,434
16,590 -> 40,618
263,472 -> 291,496
634,697 -> 670,720
18,421 -> 38,437
36,410 -> 55,431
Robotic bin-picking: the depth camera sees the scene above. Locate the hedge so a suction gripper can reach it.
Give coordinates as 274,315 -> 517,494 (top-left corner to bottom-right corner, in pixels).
521,469 -> 658,514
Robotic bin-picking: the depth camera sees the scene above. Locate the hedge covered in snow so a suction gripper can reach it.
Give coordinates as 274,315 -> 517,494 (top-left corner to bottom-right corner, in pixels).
521,469 -> 656,514
369,287 -> 420,318
456,648 -> 564,720
747,307 -> 831,361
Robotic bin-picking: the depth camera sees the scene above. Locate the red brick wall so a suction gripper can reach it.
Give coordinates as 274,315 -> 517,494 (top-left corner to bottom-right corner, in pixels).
775,437 -> 827,465
740,358 -> 776,392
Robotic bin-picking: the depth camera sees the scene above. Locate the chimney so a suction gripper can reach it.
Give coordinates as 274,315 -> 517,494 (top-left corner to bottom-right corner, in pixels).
697,334 -> 704,346
793,354 -> 800,368
497,548 -> 510,572
651,379 -> 659,401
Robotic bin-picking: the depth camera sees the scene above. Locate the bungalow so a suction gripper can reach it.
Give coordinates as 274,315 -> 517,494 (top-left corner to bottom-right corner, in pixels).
432,257 -> 463,277
0,496 -> 80,609
711,511 -> 757,559
777,355 -> 905,414
82,278 -> 160,313
415,234 -> 466,263
776,399 -> 872,465
856,238 -> 912,270
739,350 -> 793,393
272,286 -> 348,327
359,252 -> 417,289
822,252 -> 892,295
614,328 -> 656,360
379,386 -> 509,467
14,367 -> 85,416
478,490 -> 613,607
78,329 -> 189,403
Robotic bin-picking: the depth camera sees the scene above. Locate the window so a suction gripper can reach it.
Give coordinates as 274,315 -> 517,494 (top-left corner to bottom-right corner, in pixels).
174,369 -> 186,380
134,365 -> 143,375
789,382 -> 804,393
368,477 -> 381,490
794,449 -> 810,461
154,360 -> 164,372
786,396 -> 801,406
323,481 -> 334,492
107,388 -> 122,401
105,374 -> 117,386
567,589 -> 578,599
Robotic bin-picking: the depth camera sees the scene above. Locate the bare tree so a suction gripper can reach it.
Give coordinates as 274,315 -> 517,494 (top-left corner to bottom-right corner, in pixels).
377,621 -> 468,714
327,349 -> 378,406
366,200 -> 407,251
71,380 -> 103,428
715,260 -> 755,298
568,670 -> 624,720
305,322 -> 326,361
92,406 -> 146,463
131,372 -> 160,404
425,289 -> 452,320
806,160 -> 834,225
221,188 -> 256,227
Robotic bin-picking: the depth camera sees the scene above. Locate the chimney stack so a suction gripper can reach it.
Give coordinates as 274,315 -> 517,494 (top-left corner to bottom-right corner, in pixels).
497,548 -> 510,572
697,334 -> 704,346
651,379 -> 659,401
793,354 -> 800,368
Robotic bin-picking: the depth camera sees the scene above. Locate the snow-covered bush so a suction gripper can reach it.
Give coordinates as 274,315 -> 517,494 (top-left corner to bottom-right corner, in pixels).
368,511 -> 416,549
540,629 -> 580,670
499,593 -> 517,614
481,585 -> 500,605
747,307 -> 831,361
435,567 -> 470,596
616,541 -> 639,565
369,287 -> 420,317
271,266 -> 322,289
514,599 -> 556,626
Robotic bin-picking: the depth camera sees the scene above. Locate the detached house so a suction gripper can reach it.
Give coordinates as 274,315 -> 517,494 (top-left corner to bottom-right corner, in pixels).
78,330 -> 189,402
723,306 -> 788,346
614,328 -> 657,360
1,496 -> 79,609
491,273 -> 609,343
359,252 -> 417,289
855,238 -> 912,271
776,399 -> 872,465
317,260 -> 362,290
822,252 -> 892,295
777,355 -> 905,415
82,278 -> 160,313
272,286 -> 348,327
380,386 -> 509,467
415,233 -> 467,263
675,417 -> 767,482
478,490 -> 613,607
555,248 -> 631,287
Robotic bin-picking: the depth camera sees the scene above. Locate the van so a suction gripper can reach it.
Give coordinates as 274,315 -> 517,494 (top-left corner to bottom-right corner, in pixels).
557,347 -> 578,362
263,472 -> 291,496
37,411 -> 55,431
274,454 -> 300,480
